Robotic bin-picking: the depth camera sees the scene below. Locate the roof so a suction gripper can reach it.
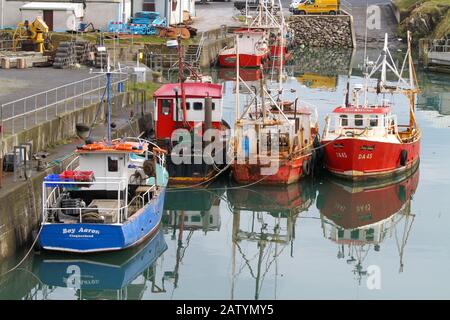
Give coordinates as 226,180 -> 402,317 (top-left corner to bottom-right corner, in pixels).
332,106 -> 391,115
154,82 -> 223,99
21,2 -> 84,16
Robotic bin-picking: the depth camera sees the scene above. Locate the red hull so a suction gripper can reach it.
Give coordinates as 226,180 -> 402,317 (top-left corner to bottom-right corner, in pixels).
218,52 -> 267,68
269,45 -> 286,57
232,154 -> 311,185
322,137 -> 420,180
318,168 -> 419,230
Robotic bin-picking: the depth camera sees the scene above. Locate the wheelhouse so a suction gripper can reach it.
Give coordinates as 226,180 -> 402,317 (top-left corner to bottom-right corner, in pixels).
153,83 -> 224,140
325,106 -> 398,138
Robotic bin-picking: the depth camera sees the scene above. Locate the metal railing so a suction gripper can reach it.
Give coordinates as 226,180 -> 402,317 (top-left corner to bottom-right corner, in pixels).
0,69 -> 129,136
340,0 -> 352,16
43,177 -> 127,224
429,39 -> 450,53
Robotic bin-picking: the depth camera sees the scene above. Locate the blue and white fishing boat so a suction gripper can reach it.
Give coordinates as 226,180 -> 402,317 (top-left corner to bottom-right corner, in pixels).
39,64 -> 169,253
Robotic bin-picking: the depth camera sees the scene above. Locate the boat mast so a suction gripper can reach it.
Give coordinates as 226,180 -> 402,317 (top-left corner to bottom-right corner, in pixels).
407,31 -> 417,130
236,35 -> 240,123
177,36 -> 188,128
106,61 -> 112,145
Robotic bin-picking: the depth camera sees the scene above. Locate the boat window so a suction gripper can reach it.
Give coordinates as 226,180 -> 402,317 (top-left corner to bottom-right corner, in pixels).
185,102 -> 190,110
355,115 -> 363,126
340,115 -> 348,126
108,156 -> 119,172
212,102 -> 216,110
161,99 -> 171,115
369,115 -> 378,127
193,102 -> 203,111
191,215 -> 201,222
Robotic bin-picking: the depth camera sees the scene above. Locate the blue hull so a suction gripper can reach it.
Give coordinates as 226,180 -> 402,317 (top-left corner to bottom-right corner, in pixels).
39,189 -> 166,253
34,229 -> 167,290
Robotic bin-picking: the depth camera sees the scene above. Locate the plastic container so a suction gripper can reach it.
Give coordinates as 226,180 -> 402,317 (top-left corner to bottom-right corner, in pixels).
73,171 -> 94,182
44,174 -> 63,188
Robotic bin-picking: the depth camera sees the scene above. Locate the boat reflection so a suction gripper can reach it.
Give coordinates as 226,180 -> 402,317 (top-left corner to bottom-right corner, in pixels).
227,181 -> 315,299
317,169 -> 420,284
28,229 -> 167,300
161,187 -> 225,294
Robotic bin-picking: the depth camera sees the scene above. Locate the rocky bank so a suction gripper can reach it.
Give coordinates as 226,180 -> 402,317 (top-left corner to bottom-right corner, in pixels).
288,15 -> 354,48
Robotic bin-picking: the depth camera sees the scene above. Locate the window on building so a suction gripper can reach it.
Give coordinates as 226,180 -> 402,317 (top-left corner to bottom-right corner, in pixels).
108,156 -> 119,172
355,115 -> 363,126
161,99 -> 171,115
193,102 -> 203,111
340,115 -> 348,127
143,0 -> 156,11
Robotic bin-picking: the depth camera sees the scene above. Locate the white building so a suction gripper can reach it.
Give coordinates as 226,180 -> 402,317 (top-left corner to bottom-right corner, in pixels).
1,0 -> 132,31
132,0 -> 196,25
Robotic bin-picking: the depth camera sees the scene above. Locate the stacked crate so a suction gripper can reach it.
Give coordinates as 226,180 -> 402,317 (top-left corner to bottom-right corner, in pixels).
53,41 -> 76,68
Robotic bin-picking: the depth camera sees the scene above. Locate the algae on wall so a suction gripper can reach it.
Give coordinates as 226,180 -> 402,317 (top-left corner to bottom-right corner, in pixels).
394,0 -> 450,40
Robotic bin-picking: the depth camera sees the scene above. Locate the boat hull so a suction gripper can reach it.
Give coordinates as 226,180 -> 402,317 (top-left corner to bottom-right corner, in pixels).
218,52 -> 267,68
232,154 -> 312,185
39,188 -> 166,253
322,137 -> 420,180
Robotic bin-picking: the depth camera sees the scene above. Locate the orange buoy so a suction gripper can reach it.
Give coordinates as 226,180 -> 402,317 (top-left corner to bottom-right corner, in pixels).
82,143 -> 103,151
115,143 -> 134,151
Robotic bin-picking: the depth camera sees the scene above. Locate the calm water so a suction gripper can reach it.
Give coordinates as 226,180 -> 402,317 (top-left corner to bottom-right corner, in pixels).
1,48 -> 450,300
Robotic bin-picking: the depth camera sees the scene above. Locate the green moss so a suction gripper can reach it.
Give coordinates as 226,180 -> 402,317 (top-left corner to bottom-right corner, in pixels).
130,81 -> 162,101
433,10 -> 450,38
397,0 -> 450,39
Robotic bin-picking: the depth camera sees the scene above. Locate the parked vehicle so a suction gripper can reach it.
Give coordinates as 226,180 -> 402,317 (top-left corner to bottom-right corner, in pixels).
293,0 -> 340,15
234,0 -> 280,14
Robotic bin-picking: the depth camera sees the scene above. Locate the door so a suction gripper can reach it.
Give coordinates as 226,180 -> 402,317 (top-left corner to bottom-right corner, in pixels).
156,98 -> 175,139
43,10 -> 53,31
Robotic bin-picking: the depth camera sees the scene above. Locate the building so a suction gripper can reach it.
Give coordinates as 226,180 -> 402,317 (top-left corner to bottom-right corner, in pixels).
132,0 -> 196,25
0,0 -> 132,31
0,0 -> 196,31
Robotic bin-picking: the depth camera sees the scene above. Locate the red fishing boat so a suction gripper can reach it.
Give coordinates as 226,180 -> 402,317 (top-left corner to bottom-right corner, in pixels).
153,38 -> 230,186
321,32 -> 420,180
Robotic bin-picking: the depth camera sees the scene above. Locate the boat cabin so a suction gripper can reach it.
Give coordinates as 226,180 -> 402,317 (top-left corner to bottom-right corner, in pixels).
234,28 -> 268,55
153,82 -> 224,140
327,106 -> 398,137
43,140 -> 163,225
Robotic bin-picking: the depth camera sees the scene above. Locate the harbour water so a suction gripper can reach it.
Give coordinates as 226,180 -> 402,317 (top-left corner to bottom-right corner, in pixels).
1,47 -> 450,300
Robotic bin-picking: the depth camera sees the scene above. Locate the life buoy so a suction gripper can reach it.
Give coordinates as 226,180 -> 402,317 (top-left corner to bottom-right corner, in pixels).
82,143 -> 103,151
400,150 -> 408,166
302,159 -> 311,176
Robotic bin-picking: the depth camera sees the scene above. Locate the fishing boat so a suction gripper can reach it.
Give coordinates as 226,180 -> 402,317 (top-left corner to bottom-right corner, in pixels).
153,39 -> 230,186
321,32 -> 420,180
218,1 -> 291,68
231,24 -> 319,184
318,168 -> 419,280
39,65 -> 169,253
33,229 -> 167,299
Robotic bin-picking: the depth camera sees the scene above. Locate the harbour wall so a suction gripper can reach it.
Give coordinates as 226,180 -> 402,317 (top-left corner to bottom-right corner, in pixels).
288,15 -> 355,49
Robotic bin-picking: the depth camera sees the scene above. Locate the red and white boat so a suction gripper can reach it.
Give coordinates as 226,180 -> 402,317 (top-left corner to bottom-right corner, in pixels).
231,19 -> 318,185
218,0 -> 291,68
218,28 -> 269,68
321,32 -> 421,180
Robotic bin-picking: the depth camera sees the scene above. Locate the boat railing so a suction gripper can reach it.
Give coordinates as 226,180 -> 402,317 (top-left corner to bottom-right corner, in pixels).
126,185 -> 155,219
43,178 -> 128,224
120,136 -> 167,167
65,156 -> 80,171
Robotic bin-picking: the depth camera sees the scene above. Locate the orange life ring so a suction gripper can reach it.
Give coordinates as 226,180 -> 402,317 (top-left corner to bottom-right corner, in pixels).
82,143 -> 103,151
